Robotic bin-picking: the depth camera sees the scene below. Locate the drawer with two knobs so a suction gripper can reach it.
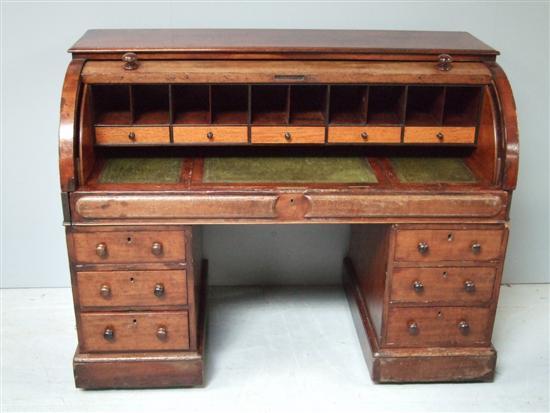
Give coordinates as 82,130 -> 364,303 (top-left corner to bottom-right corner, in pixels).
70,229 -> 186,264
79,311 -> 190,352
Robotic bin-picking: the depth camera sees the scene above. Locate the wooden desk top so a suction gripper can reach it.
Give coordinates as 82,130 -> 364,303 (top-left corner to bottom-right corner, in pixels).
69,29 -> 498,57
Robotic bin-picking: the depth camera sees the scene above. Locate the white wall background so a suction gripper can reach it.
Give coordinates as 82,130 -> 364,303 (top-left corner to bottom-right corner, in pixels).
1,1 -> 549,288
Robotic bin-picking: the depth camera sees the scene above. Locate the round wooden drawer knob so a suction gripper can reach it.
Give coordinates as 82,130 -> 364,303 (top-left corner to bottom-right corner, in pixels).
156,326 -> 168,341
471,242 -> 482,254
154,283 -> 165,297
464,280 -> 476,293
103,327 -> 115,341
99,284 -> 111,298
412,280 -> 424,293
95,243 -> 108,258
122,52 -> 139,70
151,242 -> 163,256
361,131 -> 369,140
284,132 -> 292,141
417,242 -> 429,255
408,321 -> 419,336
458,320 -> 470,335
437,53 -> 453,71
128,131 -> 136,141
206,131 -> 214,140
436,132 -> 445,140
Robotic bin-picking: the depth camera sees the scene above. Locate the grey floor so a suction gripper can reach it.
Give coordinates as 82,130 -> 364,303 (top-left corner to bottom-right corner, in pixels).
1,284 -> 549,412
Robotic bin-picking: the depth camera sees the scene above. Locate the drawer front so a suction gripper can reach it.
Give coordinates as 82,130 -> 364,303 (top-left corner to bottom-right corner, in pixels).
173,126 -> 248,143
70,230 -> 186,264
404,126 -> 476,144
80,311 -> 189,352
394,229 -> 504,262
390,266 -> 496,305
328,126 -> 401,143
385,307 -> 492,347
251,126 -> 325,144
77,270 -> 187,309
95,126 -> 170,145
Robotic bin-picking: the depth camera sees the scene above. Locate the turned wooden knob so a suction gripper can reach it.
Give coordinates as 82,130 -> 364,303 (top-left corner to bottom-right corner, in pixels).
361,131 -> 369,140
471,242 -> 482,254
122,52 -> 139,70
103,327 -> 115,341
151,242 -> 163,256
417,242 -> 429,255
206,131 -> 214,140
408,321 -> 419,336
436,132 -> 445,140
99,284 -> 111,298
284,132 -> 292,141
156,326 -> 168,341
458,320 -> 470,335
154,283 -> 165,297
412,280 -> 424,293
95,243 -> 108,258
128,131 -> 136,141
464,280 -> 476,293
437,54 -> 453,71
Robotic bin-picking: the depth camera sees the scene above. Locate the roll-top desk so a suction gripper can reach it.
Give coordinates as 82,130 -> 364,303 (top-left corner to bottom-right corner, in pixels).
59,29 -> 519,388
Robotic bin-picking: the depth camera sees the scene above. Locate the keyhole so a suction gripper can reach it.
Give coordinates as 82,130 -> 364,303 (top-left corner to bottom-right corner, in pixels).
290,198 -> 294,204
130,277 -> 135,283
437,311 -> 443,318
442,271 -> 448,278
447,233 -> 453,242
127,236 -> 133,244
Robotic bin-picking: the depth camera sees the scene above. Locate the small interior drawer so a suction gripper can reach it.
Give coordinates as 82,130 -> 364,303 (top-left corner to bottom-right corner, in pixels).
251,126 -> 325,144
70,229 -> 186,264
385,307 -> 492,347
173,126 -> 248,143
77,270 -> 187,309
95,126 -> 170,145
390,266 -> 496,305
403,126 -> 476,144
394,228 -> 505,262
327,126 -> 401,143
79,311 -> 189,352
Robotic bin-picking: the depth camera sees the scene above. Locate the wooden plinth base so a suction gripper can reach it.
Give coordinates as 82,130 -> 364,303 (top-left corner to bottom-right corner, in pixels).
73,262 -> 208,389
343,258 -> 497,383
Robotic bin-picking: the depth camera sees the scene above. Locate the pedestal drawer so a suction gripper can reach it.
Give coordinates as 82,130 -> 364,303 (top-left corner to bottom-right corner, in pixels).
394,228 -> 505,262
390,266 -> 496,305
70,229 -> 186,264
80,311 -> 189,352
385,307 -> 492,347
77,270 -> 187,309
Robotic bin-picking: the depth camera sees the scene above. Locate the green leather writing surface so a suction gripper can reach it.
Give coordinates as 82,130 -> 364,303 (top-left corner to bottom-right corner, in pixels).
390,157 -> 477,183
203,157 -> 377,183
99,158 -> 182,183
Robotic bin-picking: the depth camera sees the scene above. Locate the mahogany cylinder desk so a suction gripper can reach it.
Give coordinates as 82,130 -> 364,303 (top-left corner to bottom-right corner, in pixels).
59,29 -> 519,388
